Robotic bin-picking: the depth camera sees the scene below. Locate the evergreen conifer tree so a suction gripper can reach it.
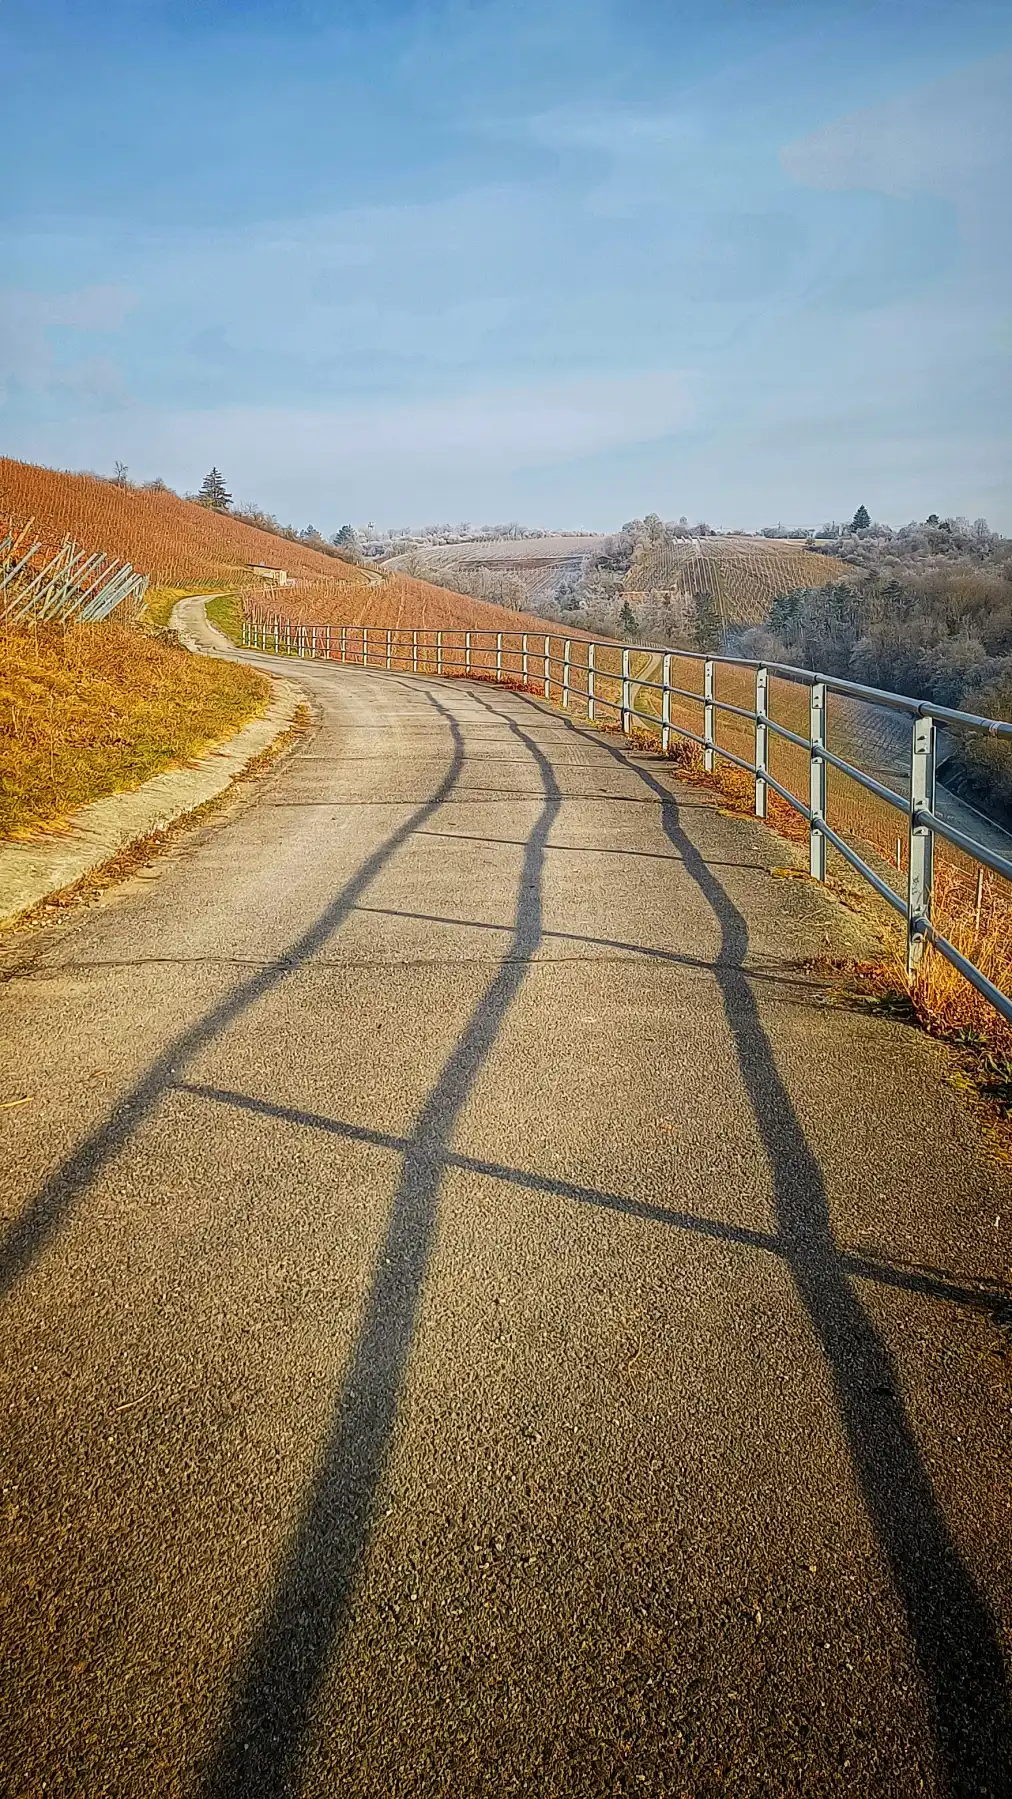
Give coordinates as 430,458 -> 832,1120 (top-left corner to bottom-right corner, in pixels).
851,504 -> 870,531
692,588 -> 722,652
198,468 -> 232,512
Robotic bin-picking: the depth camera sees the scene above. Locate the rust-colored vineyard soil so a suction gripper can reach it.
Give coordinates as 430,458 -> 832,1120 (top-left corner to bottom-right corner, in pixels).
1,459 -> 585,642
0,458 -> 372,592
248,570 -> 599,641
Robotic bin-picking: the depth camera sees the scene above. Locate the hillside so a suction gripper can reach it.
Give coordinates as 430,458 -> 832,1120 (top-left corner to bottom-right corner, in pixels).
383,534 -> 603,611
0,457 -> 372,592
246,568 -> 599,641
386,525 -> 856,642
0,458 -> 582,642
624,535 -> 856,632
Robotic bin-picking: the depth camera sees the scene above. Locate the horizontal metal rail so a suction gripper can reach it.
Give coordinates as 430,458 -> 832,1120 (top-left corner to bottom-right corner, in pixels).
240,610 -> 1012,1029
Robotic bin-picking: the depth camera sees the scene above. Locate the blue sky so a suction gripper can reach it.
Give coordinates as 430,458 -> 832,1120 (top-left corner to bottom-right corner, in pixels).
3,0 -> 1010,531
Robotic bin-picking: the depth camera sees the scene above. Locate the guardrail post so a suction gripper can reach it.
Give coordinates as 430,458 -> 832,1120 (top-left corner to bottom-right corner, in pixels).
274,617 -> 280,654
544,635 -> 551,701
365,626 -> 372,667
755,665 -> 769,819
496,631 -> 503,683
562,639 -> 571,709
241,616 -> 248,647
621,646 -> 631,733
661,652 -> 671,752
809,680 -> 827,881
386,628 -> 392,670
588,642 -> 597,721
412,629 -> 418,673
436,630 -> 443,676
522,633 -> 529,685
326,624 -> 331,659
465,631 -> 471,675
311,625 -> 317,659
907,715 -> 936,974
703,658 -> 715,771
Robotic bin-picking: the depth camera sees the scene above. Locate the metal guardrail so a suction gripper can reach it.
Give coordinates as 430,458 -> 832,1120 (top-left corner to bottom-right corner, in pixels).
241,613 -> 1012,1029
0,521 -> 149,625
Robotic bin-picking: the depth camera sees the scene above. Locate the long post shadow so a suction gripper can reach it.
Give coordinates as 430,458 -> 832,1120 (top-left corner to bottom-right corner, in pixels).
496,687 -> 1011,1794
200,705 -> 563,1796
0,693 -> 465,1303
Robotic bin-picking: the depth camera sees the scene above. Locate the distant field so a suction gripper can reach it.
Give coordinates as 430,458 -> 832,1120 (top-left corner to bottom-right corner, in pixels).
384,534 -> 603,574
383,534 -> 603,608
386,531 -> 856,629
627,536 -> 856,629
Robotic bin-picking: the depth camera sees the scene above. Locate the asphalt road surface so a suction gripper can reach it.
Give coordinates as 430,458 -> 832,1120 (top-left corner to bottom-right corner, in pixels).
1,644 -> 1010,1798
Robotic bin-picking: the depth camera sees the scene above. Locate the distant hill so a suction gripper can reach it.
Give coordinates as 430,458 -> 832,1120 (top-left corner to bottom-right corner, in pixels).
624,535 -> 856,632
387,528 -> 856,639
383,534 -> 604,611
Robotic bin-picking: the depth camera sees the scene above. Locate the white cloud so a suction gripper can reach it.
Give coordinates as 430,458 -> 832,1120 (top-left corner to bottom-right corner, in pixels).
41,284 -> 136,331
9,368 -> 694,506
0,284 -> 136,402
781,53 -> 1012,203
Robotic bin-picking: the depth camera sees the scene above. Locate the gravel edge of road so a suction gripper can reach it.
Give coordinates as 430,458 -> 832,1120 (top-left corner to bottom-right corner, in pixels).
0,600 -> 305,933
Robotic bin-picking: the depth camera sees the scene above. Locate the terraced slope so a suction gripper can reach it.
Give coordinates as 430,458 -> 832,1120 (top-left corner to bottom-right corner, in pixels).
627,536 -> 856,630
0,458 -> 373,592
0,460 -> 590,641
253,568 -> 603,637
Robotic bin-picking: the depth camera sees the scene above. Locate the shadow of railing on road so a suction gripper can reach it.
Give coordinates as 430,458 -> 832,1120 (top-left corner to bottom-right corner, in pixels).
491,686 -> 1012,1797
0,693 -> 464,1303
197,703 -> 564,1798
175,1079 -> 1012,1329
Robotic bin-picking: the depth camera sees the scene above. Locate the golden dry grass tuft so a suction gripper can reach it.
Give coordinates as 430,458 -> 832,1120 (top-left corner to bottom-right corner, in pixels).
0,619 -> 270,840
909,863 -> 1012,1058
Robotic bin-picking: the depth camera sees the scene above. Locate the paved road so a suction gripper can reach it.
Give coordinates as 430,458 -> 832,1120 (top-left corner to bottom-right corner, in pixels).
1,643 -> 1010,1798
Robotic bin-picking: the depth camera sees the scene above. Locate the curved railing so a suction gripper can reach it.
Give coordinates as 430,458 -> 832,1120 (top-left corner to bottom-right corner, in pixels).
240,611 -> 1012,1030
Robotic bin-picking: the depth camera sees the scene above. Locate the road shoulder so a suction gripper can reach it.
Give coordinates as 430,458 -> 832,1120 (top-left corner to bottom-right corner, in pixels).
0,600 -> 303,932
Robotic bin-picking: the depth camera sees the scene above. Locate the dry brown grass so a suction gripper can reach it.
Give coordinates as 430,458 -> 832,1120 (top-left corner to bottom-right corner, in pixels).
909,862 -> 1012,1057
0,619 -> 269,839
